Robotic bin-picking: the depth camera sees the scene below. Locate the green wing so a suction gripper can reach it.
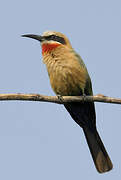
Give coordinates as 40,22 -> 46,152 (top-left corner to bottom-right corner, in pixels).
74,52 -> 93,96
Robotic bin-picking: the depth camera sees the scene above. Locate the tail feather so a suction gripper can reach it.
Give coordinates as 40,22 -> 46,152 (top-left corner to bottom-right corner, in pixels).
64,103 -> 113,173
83,126 -> 113,173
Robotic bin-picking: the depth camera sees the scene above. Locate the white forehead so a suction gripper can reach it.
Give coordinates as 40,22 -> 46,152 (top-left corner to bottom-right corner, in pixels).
42,31 -> 55,36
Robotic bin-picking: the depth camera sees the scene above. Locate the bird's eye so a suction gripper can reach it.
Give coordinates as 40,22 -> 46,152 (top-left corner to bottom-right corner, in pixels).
45,35 -> 66,45
45,35 -> 56,41
50,35 -> 56,40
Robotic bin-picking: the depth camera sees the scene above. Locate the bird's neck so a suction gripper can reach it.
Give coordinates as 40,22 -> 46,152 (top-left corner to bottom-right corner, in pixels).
42,43 -> 61,55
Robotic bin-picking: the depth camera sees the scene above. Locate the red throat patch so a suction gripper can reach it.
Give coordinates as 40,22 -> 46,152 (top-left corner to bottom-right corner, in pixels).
42,43 -> 61,55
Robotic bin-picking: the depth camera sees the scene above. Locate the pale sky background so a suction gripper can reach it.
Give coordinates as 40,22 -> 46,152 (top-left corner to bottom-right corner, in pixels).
0,0 -> 121,179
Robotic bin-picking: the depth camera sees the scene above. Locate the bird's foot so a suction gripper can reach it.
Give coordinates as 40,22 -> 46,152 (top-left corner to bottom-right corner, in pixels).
82,93 -> 86,102
57,94 -> 63,104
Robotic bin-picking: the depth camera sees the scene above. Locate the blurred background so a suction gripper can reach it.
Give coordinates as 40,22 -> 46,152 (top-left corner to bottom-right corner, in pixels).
0,0 -> 121,179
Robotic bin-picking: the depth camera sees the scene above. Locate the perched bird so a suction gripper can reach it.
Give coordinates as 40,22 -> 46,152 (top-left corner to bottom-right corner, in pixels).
22,31 -> 113,173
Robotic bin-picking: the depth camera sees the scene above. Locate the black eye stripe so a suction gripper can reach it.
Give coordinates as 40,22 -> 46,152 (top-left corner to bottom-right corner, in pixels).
44,35 -> 66,45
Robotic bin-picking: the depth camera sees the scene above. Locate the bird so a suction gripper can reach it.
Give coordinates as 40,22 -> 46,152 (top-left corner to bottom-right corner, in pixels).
22,31 -> 113,173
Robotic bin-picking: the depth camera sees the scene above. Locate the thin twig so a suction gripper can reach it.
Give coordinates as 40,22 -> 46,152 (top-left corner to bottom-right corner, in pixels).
0,93 -> 120,105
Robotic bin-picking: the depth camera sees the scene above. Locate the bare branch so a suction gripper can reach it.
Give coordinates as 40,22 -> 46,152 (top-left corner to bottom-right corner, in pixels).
0,93 -> 120,105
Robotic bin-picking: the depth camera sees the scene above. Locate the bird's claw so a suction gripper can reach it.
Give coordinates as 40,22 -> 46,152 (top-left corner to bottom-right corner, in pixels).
57,94 -> 63,103
82,93 -> 86,102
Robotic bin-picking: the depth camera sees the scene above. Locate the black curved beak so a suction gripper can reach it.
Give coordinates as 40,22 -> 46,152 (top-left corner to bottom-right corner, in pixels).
21,34 -> 45,42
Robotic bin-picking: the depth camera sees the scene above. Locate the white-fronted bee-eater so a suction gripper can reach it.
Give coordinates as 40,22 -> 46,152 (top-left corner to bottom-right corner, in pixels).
22,31 -> 113,173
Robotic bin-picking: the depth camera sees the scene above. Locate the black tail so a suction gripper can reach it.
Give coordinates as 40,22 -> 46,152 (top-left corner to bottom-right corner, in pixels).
83,126 -> 113,173
64,102 -> 113,173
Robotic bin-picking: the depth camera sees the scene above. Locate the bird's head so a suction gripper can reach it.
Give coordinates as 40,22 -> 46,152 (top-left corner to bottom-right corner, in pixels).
22,31 -> 72,54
